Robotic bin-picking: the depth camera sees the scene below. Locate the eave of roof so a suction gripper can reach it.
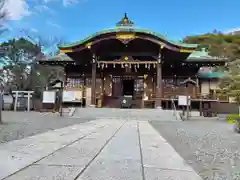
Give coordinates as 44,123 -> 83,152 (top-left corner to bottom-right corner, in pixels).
198,71 -> 228,79
39,53 -> 74,62
59,27 -> 198,49
186,49 -> 228,62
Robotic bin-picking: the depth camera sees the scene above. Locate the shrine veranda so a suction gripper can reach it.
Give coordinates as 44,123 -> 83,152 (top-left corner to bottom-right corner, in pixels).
40,14 -> 233,113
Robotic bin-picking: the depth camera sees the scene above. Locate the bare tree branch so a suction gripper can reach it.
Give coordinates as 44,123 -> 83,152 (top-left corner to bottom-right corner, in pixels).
0,0 -> 8,34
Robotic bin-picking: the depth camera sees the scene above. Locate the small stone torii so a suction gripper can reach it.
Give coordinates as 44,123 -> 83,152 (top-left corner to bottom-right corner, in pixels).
12,91 -> 34,112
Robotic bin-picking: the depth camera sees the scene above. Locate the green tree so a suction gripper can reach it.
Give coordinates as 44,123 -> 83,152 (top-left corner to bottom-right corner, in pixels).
1,38 -> 41,90
0,0 -> 8,123
184,32 -> 240,110
0,36 -> 65,92
219,59 -> 240,104
184,33 -> 240,59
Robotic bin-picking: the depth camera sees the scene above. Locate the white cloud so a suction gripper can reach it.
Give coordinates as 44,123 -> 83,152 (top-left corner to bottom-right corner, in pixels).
63,0 -> 80,7
43,0 -> 56,2
3,0 -> 31,20
46,20 -> 61,29
224,28 -> 240,35
34,4 -> 55,14
30,28 -> 38,32
42,0 -> 85,7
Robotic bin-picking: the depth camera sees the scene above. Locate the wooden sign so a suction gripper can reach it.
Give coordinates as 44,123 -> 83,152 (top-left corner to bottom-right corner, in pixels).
63,91 -> 75,102
178,95 -> 190,106
42,91 -> 56,103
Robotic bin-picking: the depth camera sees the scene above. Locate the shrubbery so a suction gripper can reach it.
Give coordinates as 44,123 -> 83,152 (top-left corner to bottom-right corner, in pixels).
227,114 -> 240,123
227,114 -> 240,133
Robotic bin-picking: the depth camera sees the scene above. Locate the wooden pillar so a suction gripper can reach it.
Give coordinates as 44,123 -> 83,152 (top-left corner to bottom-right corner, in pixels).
155,51 -> 162,108
14,91 -> 18,111
101,71 -> 104,107
196,76 -> 200,97
91,54 -> 96,106
27,92 -> 31,112
200,99 -> 203,116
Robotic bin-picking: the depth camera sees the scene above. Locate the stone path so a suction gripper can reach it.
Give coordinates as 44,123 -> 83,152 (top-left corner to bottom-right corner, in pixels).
0,119 -> 202,180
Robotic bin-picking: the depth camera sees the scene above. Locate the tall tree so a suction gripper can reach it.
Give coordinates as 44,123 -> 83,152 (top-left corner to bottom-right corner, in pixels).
0,0 -> 8,34
184,33 -> 240,60
19,31 -> 66,91
0,0 -> 8,123
0,35 -> 65,92
184,32 -> 240,110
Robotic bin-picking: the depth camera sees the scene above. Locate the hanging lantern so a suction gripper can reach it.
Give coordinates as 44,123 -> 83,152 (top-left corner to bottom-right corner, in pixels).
137,64 -> 140,68
97,63 -> 100,68
121,64 -> 124,68
101,64 -> 104,69
148,64 -> 150,69
113,63 -> 115,68
92,54 -> 96,63
105,64 -> 108,68
145,64 -> 147,68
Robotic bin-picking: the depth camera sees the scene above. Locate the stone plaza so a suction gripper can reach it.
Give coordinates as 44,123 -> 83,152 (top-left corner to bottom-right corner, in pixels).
0,109 -> 239,180
0,109 -> 203,180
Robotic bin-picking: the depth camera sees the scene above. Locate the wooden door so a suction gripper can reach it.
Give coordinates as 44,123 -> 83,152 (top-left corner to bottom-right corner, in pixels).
112,77 -> 122,97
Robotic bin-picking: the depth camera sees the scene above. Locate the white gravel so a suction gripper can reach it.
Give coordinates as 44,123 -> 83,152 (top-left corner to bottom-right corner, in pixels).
150,119 -> 240,180
0,111 -> 92,144
2,110 -> 240,180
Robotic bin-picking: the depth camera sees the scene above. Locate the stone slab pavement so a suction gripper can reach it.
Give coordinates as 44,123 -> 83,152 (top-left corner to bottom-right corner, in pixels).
0,119 -> 202,180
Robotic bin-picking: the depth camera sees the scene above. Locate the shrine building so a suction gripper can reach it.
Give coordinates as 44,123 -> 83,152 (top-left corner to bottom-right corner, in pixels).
40,13 -> 229,112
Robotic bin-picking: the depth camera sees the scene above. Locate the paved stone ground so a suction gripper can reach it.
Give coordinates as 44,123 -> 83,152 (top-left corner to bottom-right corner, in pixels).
0,111 -> 92,144
1,109 -> 238,179
0,108 -> 177,144
151,119 -> 240,180
0,119 -> 201,180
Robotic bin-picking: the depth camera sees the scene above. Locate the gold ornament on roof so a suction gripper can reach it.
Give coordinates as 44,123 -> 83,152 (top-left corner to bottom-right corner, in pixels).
124,56 -> 128,60
116,13 -> 135,27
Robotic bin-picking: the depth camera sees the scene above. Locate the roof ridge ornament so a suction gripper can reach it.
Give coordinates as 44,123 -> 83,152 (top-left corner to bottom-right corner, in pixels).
116,13 -> 135,27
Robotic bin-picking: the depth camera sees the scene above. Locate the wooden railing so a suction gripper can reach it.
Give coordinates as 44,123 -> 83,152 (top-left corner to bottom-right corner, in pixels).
151,89 -> 229,101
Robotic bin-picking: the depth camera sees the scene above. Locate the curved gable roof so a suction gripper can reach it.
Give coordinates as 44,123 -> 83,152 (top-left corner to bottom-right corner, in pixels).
59,27 -> 198,49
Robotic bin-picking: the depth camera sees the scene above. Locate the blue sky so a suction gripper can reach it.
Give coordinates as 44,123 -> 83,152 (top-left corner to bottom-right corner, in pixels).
3,0 -> 240,43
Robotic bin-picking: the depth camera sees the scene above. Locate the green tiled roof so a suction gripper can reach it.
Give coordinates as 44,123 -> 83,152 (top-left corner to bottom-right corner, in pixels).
198,71 -> 227,78
59,27 -> 198,49
198,66 -> 228,78
40,53 -> 73,62
187,48 -> 227,62
188,49 -> 212,59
